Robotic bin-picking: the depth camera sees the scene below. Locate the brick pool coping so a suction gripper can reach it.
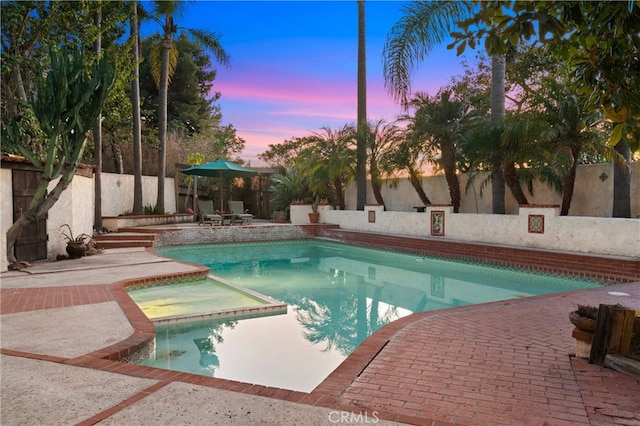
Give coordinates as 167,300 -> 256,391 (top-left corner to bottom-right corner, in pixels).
2,226 -> 639,425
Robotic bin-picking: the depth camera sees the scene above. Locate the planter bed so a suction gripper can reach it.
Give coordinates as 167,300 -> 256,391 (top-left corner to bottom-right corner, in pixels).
103,213 -> 194,231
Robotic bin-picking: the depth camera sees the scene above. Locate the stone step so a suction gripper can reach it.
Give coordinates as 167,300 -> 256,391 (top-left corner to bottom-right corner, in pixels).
94,233 -> 156,241
93,231 -> 156,250
118,227 -> 165,234
94,239 -> 154,250
605,354 -> 640,381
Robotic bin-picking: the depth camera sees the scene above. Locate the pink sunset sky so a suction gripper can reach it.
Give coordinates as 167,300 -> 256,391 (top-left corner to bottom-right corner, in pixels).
156,1 -> 472,165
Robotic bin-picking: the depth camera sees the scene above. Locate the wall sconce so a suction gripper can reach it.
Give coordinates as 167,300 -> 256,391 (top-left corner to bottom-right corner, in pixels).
599,172 -> 608,182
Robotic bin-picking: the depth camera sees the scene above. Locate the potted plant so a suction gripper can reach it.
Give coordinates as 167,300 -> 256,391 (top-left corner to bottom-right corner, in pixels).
569,304 -> 598,332
59,224 -> 91,259
308,196 -> 320,223
569,304 -> 598,359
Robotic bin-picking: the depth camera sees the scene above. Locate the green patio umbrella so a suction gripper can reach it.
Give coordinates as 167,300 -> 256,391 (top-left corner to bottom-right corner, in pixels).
180,159 -> 258,211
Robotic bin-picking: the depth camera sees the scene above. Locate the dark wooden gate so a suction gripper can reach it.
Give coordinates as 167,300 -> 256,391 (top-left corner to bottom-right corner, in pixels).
12,169 -> 48,262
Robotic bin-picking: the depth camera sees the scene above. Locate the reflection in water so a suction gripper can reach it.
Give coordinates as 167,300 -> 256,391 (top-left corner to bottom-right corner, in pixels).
153,320 -> 237,376
145,240 -> 599,391
193,338 -> 219,371
283,271 -> 402,356
192,323 -> 233,373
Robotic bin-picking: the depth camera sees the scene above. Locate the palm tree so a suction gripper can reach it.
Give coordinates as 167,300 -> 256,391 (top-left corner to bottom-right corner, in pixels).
498,114 -> 543,206
490,55 -> 506,214
367,119 -> 404,207
383,1 -> 473,106
356,0 -> 367,210
406,90 -> 469,212
296,126 -> 356,210
387,128 -> 433,206
537,81 -> 605,215
269,167 -> 312,219
462,113 -> 543,209
383,1 -> 508,213
93,7 -> 104,231
148,0 -> 230,213
131,0 -> 143,215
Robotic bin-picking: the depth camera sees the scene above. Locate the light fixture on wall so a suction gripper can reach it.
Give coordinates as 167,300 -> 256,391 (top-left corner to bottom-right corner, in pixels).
599,172 -> 608,182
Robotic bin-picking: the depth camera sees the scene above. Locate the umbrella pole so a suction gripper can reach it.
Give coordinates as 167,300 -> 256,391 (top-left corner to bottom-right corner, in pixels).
193,176 -> 198,213
220,173 -> 224,212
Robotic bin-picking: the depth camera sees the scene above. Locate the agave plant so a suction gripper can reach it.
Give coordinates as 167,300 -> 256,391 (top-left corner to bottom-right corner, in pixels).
59,224 -> 91,244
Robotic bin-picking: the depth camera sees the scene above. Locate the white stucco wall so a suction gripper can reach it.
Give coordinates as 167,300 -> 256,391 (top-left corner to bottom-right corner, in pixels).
47,174 -> 95,260
1,168 -> 14,272
295,205 -> 639,258
101,173 -> 176,215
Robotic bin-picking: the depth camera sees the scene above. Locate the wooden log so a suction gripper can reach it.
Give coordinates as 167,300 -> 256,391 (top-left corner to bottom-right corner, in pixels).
611,308 -> 636,357
589,304 -> 636,365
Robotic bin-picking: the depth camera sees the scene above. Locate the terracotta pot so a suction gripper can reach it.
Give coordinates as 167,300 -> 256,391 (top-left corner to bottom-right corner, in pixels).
66,242 -> 86,259
569,311 -> 596,332
308,212 -> 320,223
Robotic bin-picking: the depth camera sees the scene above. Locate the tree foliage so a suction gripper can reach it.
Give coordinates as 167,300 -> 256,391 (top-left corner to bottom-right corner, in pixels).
259,138 -> 308,168
1,0 -> 128,157
383,0 -> 473,106
139,33 -> 222,137
404,89 -> 477,212
450,1 -> 640,151
297,126 -> 357,210
367,119 -> 405,207
266,126 -> 356,211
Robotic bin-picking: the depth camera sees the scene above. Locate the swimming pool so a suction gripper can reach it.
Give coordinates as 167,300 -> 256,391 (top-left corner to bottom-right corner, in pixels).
138,240 -> 600,392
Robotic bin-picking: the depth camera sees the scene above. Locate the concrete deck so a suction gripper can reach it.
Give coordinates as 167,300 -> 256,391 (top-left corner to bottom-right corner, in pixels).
1,243 -> 639,425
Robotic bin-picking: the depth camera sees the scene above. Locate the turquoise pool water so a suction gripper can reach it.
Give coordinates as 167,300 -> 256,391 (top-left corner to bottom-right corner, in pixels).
140,240 -> 599,392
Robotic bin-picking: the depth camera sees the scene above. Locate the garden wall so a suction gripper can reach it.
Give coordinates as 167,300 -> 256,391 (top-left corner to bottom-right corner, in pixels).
0,170 -> 94,271
343,162 -> 640,217
0,167 -> 176,271
101,173 -> 176,216
290,204 -> 640,258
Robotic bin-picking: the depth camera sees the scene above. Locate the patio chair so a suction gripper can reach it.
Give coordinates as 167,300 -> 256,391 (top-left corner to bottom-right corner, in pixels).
197,199 -> 223,226
228,200 -> 254,225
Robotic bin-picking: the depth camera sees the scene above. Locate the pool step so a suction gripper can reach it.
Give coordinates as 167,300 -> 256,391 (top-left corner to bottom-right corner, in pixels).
93,232 -> 155,249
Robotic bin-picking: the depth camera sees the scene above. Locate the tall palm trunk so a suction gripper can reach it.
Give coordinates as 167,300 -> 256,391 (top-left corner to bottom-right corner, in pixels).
93,8 -> 103,231
131,1 -> 143,214
156,15 -> 172,214
490,55 -> 506,214
613,140 -> 631,218
356,0 -> 367,210
491,168 -> 505,213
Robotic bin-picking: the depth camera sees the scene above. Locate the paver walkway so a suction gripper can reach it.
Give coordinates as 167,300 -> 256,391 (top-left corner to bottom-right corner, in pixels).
1,246 -> 639,425
320,284 -> 640,425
